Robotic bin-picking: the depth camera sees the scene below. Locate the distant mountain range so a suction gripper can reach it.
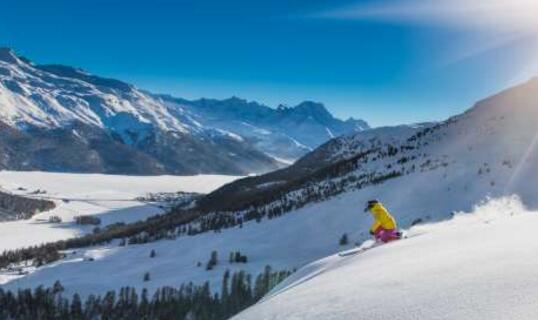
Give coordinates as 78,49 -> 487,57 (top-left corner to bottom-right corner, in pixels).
158,95 -> 369,163
0,48 -> 368,175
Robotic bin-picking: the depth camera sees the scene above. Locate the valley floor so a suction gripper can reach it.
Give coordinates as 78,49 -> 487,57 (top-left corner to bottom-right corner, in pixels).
0,171 -> 239,253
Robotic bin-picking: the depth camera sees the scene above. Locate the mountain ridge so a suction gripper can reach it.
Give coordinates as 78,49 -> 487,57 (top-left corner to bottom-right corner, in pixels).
0,48 -> 368,174
157,94 -> 369,161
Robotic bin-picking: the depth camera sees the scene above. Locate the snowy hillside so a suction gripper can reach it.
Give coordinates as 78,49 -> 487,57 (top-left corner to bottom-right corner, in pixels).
234,197 -> 538,320
293,123 -> 432,170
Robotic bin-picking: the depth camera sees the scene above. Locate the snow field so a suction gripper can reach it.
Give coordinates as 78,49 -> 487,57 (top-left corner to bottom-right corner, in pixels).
234,196 -> 538,320
0,171 -> 239,252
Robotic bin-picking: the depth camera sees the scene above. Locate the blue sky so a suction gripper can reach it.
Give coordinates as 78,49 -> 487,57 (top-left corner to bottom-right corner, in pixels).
1,0 -> 537,126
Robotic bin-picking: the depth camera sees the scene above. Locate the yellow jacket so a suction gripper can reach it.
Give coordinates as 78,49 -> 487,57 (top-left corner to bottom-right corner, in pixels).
369,203 -> 397,232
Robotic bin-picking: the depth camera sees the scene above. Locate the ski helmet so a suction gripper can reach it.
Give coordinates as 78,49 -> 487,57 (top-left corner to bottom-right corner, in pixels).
364,199 -> 380,212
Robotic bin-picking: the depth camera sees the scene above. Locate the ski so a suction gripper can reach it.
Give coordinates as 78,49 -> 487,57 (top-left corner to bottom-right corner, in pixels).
338,247 -> 369,257
338,231 -> 412,257
338,240 -> 381,257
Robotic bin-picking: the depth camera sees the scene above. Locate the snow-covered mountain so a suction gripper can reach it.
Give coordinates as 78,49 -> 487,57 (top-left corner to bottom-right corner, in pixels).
0,48 -> 277,175
0,48 -> 368,174
1,61 -> 538,318
198,76 -> 538,215
158,95 -> 369,162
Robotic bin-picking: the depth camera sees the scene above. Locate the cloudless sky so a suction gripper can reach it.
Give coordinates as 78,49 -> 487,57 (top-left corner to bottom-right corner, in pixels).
1,0 -> 537,126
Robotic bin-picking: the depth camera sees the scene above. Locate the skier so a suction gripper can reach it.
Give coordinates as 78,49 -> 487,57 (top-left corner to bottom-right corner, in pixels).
364,200 -> 400,243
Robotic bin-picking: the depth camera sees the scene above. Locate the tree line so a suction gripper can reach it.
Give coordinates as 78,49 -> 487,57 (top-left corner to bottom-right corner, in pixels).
0,266 -> 292,320
0,191 -> 55,221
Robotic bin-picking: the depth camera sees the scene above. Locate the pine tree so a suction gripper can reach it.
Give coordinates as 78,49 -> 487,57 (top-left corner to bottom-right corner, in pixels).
206,250 -> 218,270
139,288 -> 149,318
221,269 -> 230,314
52,280 -> 64,294
234,251 -> 241,263
70,293 -> 83,320
339,233 -> 349,246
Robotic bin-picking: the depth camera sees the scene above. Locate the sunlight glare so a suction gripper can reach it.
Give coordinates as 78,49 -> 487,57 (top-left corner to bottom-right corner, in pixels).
321,0 -> 538,35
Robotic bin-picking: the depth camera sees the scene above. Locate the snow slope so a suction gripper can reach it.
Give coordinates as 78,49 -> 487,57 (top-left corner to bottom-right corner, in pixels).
234,197 -> 538,320
0,171 -> 239,252
288,122 -> 431,172
0,167 -> 510,298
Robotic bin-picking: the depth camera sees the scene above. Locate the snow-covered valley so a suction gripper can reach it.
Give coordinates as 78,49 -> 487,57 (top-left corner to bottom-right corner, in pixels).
0,171 -> 239,252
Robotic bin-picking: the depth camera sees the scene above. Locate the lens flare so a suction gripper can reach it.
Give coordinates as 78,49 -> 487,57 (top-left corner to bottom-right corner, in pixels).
320,0 -> 538,35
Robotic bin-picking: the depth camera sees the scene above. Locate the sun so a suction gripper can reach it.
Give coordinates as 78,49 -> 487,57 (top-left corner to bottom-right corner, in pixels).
320,0 -> 538,35
479,0 -> 538,34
